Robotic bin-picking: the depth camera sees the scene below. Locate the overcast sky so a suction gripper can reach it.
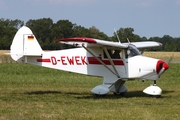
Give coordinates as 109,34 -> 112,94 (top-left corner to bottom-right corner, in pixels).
1,0 -> 180,38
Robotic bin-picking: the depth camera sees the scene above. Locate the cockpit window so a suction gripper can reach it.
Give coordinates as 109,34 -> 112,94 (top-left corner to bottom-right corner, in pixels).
127,44 -> 141,57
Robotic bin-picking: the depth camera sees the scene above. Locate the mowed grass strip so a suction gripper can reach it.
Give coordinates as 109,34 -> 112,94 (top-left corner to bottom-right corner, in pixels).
0,63 -> 180,119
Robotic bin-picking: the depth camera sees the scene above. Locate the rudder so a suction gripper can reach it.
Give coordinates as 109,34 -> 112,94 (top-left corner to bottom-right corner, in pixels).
10,26 -> 43,61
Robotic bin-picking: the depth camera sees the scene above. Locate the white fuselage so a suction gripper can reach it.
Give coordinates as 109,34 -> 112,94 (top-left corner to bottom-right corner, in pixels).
19,47 -> 162,83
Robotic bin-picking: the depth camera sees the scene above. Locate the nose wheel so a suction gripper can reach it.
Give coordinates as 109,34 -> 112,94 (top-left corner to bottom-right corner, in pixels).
143,80 -> 162,98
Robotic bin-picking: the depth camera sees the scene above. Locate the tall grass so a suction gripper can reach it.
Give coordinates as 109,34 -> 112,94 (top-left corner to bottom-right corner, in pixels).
144,52 -> 180,63
0,50 -> 14,63
0,63 -> 180,119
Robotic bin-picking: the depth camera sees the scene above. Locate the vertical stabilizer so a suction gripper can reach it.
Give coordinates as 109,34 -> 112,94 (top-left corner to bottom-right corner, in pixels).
10,26 -> 43,61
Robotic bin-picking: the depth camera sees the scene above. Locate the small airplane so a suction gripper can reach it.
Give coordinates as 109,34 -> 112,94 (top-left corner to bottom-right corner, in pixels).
10,26 -> 169,97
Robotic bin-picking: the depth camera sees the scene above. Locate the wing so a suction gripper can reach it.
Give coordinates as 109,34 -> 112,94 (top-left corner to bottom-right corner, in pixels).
55,37 -> 128,49
124,41 -> 162,49
55,37 -> 162,49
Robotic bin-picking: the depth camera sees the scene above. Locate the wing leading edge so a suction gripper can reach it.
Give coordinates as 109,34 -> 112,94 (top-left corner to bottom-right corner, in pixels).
55,37 -> 162,49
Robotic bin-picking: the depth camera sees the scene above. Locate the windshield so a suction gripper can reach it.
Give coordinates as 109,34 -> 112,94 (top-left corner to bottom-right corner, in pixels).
127,44 -> 141,57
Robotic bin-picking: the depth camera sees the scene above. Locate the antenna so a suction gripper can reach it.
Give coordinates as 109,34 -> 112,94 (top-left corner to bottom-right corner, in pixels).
114,28 -> 121,43
127,38 -> 130,43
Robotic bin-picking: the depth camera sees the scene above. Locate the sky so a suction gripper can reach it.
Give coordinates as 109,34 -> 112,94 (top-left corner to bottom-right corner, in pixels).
0,0 -> 180,38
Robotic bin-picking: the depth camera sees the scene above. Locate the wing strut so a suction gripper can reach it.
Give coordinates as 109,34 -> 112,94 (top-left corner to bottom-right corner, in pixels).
82,45 -> 117,76
103,47 -> 120,78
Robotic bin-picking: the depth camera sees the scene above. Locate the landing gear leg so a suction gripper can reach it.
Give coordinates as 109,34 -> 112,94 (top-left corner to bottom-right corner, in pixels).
113,84 -> 128,96
154,80 -> 156,85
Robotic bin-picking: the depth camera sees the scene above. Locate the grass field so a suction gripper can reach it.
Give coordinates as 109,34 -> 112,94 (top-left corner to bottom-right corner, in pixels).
0,51 -> 180,119
0,62 -> 180,120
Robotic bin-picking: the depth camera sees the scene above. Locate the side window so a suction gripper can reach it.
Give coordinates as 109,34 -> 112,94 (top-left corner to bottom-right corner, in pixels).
112,50 -> 121,59
104,49 -> 121,59
104,50 -> 112,58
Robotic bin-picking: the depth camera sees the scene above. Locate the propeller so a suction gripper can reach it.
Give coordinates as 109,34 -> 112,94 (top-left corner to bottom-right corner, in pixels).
156,60 -> 169,77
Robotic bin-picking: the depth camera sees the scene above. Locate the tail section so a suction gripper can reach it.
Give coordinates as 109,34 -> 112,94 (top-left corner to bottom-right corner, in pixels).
10,26 -> 43,62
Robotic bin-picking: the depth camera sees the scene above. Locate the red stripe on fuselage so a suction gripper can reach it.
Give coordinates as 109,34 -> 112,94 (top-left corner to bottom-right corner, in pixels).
37,59 -> 51,62
88,57 -> 124,65
37,57 -> 124,66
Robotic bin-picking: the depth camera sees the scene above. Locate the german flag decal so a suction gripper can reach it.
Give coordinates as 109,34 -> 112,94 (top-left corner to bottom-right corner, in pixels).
28,36 -> 34,40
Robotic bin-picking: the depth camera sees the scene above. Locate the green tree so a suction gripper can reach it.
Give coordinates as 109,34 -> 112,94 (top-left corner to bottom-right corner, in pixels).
1,17 -> 180,51
50,20 -> 75,49
72,25 -> 90,37
0,18 -> 24,49
26,18 -> 53,49
159,35 -> 173,51
147,37 -> 162,51
51,20 -> 74,39
89,26 -> 109,40
111,27 -> 141,42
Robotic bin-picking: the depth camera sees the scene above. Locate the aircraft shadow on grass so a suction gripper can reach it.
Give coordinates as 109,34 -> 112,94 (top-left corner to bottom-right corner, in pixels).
74,90 -> 174,99
24,90 -> 174,99
25,90 -> 62,95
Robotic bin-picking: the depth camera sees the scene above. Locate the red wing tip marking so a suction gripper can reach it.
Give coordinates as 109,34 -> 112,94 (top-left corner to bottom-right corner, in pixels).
55,37 -> 97,43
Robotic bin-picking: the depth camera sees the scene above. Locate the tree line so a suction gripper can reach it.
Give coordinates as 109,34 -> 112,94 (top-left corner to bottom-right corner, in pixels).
0,18 -> 180,51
